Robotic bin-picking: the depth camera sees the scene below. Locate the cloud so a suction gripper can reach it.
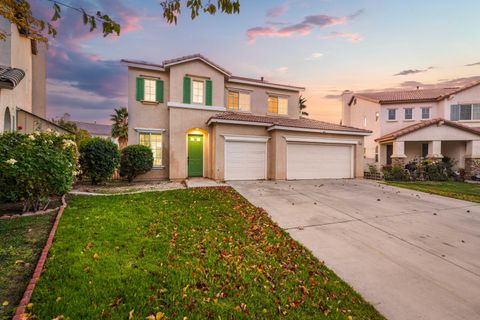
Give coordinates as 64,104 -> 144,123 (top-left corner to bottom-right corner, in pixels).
393,66 -> 434,76
324,94 -> 342,99
321,32 -> 363,43
465,62 -> 480,67
306,52 -> 323,60
275,66 -> 289,74
247,9 -> 363,43
266,4 -> 289,18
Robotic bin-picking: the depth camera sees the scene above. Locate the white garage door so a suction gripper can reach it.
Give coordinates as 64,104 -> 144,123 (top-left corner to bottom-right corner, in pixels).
225,140 -> 267,180
287,143 -> 353,179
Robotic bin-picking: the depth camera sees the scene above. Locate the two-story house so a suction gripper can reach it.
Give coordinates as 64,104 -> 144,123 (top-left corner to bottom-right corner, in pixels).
0,18 -> 68,134
342,81 -> 480,176
122,54 -> 370,181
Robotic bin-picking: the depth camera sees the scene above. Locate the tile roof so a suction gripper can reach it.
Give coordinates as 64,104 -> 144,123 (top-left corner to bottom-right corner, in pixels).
0,65 -> 25,89
375,118 -> 480,142
353,81 -> 480,104
73,121 -> 112,136
208,112 -> 371,133
228,75 -> 305,91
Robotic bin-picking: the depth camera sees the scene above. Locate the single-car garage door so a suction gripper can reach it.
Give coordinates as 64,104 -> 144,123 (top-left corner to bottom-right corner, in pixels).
287,143 -> 353,179
225,138 -> 267,180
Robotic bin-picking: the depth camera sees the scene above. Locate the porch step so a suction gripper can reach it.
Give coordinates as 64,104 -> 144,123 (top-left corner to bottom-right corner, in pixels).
185,178 -> 227,188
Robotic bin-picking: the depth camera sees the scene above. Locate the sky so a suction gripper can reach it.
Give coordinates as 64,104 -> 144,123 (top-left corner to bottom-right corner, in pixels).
30,0 -> 480,124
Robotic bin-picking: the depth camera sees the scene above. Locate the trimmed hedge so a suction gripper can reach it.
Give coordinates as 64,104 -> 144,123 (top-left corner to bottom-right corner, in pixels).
119,144 -> 154,182
0,131 -> 77,211
79,138 -> 120,184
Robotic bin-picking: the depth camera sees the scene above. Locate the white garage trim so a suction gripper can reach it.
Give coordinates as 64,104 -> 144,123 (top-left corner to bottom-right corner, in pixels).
284,136 -> 358,145
224,135 -> 268,180
268,125 -> 370,136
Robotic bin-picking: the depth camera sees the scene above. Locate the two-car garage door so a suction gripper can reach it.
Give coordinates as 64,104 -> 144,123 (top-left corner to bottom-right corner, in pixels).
287,143 -> 353,180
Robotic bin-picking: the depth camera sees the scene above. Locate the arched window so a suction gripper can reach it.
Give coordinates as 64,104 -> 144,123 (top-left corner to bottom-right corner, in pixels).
3,107 -> 11,132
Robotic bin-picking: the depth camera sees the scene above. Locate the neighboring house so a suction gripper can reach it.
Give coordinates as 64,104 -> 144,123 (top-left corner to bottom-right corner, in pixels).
0,18 -> 68,134
122,54 -> 370,181
73,120 -> 117,143
342,82 -> 480,176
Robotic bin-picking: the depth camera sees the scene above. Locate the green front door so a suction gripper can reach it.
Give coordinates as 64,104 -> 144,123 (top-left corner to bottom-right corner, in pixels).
188,134 -> 203,177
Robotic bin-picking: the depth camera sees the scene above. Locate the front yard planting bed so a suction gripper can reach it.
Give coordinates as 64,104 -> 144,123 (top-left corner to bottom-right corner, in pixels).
0,212 -> 55,320
385,181 -> 480,203
29,187 -> 383,319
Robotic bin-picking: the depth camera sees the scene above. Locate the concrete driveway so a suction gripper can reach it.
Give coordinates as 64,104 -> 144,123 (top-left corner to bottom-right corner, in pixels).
229,179 -> 480,320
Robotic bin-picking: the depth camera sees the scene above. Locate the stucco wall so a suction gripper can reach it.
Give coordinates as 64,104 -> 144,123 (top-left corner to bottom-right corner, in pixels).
439,83 -> 480,127
169,60 -> 225,106
380,102 -> 438,135
398,124 -> 480,141
224,81 -> 300,118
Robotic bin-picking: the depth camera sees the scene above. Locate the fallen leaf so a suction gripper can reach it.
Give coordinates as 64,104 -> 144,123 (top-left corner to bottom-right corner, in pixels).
156,311 -> 165,319
26,303 -> 33,310
129,309 -> 134,319
93,253 -> 99,259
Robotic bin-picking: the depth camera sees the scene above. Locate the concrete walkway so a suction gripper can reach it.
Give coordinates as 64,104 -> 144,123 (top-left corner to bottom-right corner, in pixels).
230,179 -> 480,320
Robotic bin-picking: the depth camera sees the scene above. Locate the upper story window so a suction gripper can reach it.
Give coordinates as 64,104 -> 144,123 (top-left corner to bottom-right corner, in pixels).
227,91 -> 251,112
144,79 -> 156,102
388,109 -> 396,121
192,80 -> 204,104
404,108 -> 413,120
268,96 -> 288,115
136,77 -> 164,103
421,107 -> 430,119
451,104 -> 480,121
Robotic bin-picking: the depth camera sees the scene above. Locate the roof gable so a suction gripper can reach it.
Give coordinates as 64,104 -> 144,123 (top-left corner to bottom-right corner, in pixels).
162,54 -> 231,76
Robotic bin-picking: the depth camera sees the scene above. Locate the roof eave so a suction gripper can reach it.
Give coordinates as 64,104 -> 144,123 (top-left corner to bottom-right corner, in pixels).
227,78 -> 305,92
120,59 -> 165,71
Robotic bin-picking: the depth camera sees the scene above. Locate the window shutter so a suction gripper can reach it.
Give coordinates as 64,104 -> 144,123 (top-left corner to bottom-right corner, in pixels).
205,80 -> 212,106
156,80 -> 164,103
183,76 -> 191,104
136,77 -> 144,101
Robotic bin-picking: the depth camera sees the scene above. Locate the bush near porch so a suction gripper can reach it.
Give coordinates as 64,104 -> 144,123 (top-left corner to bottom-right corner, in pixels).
382,157 -> 462,182
28,188 -> 384,319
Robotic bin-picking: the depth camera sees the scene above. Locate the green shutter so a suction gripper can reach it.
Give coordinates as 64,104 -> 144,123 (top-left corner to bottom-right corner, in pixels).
183,76 -> 191,104
136,77 -> 144,101
156,80 -> 164,103
205,80 -> 212,106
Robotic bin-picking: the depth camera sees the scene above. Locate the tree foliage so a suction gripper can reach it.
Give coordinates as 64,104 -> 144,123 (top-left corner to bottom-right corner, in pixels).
0,0 -> 240,44
79,138 -> 120,185
110,107 -> 128,149
119,144 -> 153,182
299,95 -> 308,117
55,117 -> 91,146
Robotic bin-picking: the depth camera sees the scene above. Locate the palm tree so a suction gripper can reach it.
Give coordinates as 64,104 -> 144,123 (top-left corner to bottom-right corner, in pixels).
111,107 -> 128,149
299,95 -> 308,117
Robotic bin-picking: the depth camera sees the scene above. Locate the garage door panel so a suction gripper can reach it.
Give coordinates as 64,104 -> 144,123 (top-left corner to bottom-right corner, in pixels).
225,141 -> 266,180
287,143 -> 353,180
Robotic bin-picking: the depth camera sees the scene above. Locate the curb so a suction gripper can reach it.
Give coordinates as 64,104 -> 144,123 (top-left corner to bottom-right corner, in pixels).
12,195 -> 67,320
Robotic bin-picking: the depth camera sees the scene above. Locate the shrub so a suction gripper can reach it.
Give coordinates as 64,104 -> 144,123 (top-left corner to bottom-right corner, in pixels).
383,165 -> 408,181
119,144 -> 153,182
0,131 -> 77,211
368,164 -> 378,174
79,138 -> 120,184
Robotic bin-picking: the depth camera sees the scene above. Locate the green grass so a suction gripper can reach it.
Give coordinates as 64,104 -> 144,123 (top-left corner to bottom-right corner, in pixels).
0,213 -> 55,320
385,181 -> 480,203
29,187 -> 384,319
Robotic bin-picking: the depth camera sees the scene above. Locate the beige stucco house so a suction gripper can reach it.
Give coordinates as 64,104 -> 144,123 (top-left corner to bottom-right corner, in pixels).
342,82 -> 480,176
122,54 -> 370,181
0,19 -> 68,134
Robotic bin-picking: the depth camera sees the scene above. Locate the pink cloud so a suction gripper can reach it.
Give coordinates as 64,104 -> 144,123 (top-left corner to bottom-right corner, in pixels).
247,9 -> 364,43
266,4 -> 289,18
321,32 -> 364,43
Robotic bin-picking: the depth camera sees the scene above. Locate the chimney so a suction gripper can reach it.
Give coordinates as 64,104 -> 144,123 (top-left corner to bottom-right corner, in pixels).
260,76 -> 264,82
416,86 -> 420,90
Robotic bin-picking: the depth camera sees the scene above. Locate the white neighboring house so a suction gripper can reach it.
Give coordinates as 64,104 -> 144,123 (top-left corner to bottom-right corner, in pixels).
0,18 -> 68,134
342,81 -> 480,177
73,121 -> 118,144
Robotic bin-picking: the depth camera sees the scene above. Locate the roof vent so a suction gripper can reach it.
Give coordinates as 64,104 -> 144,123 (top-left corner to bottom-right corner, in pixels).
260,76 -> 264,82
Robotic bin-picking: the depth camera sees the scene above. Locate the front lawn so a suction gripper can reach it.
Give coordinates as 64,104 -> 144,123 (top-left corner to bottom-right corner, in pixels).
0,213 -> 55,320
385,181 -> 480,203
29,188 -> 383,319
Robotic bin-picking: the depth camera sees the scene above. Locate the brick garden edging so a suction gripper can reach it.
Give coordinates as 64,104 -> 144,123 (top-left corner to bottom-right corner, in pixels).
12,195 -> 67,320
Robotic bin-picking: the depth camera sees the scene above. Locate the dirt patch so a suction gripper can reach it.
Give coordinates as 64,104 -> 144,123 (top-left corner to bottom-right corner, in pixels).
72,180 -> 185,194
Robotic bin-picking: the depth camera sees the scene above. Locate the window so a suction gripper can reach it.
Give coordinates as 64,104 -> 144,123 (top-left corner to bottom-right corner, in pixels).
139,132 -> 162,166
404,108 -> 413,120
451,104 -> 480,121
421,143 -> 429,158
144,79 -> 156,102
421,107 -> 430,119
268,96 -> 288,115
192,80 -> 204,104
227,91 -> 251,111
388,109 -> 396,120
